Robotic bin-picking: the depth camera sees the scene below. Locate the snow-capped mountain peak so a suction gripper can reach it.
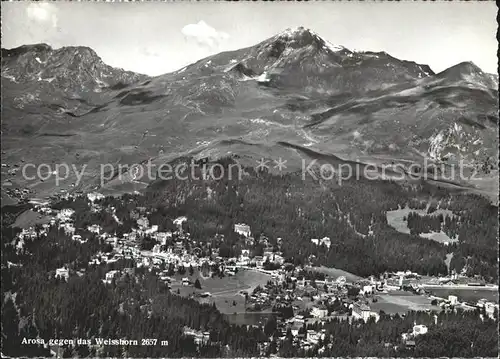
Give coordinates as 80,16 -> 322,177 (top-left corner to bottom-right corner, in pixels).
273,26 -> 347,53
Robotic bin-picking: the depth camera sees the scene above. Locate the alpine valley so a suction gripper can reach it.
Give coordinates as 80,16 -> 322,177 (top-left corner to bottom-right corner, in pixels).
1,27 -> 498,202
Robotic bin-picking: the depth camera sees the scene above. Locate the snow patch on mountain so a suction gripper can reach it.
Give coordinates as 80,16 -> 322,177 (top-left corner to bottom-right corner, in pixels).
2,73 -> 17,83
418,65 -> 432,77
256,72 -> 271,83
312,34 -> 345,53
278,27 -> 347,54
238,75 -> 255,82
250,118 -> 270,125
396,87 -> 423,97
361,52 -> 380,59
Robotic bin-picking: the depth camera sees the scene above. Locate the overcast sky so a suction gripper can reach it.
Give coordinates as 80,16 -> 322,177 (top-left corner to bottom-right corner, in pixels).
1,1 -> 497,76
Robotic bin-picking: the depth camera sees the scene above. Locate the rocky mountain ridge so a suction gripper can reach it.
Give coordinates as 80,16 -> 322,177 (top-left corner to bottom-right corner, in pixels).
1,27 -> 498,202
1,43 -> 147,93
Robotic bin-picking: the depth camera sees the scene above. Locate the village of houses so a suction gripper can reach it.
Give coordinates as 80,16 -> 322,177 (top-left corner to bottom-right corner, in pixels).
10,192 -> 499,354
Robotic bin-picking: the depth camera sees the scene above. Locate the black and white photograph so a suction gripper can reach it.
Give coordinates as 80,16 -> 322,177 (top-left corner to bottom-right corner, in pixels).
1,1 -> 498,358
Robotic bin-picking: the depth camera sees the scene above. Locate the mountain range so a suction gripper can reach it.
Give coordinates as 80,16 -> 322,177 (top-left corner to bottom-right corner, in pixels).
1,27 -> 498,202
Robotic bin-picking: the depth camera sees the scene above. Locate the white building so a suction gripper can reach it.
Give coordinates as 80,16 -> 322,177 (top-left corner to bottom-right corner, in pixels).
485,302 -> 498,319
476,298 -> 487,308
152,258 -> 163,265
412,324 -> 428,336
18,228 -> 37,240
105,236 -> 118,245
105,270 -> 120,283
273,254 -> 285,265
173,216 -> 187,233
294,315 -> 305,324
137,217 -> 150,229
311,237 -> 331,248
156,232 -> 172,245
361,285 -> 374,295
253,256 -> 265,267
59,223 -> 75,235
237,259 -> 250,266
263,250 -> 273,258
71,234 -> 84,243
87,192 -> 104,202
145,225 -> 159,234
306,330 -> 320,344
352,304 -> 372,322
336,276 -> 346,285
448,295 -> 458,306
234,223 -> 251,238
320,237 -> 331,249
311,306 -> 328,318
55,267 -> 69,281
370,311 -> 380,323
160,274 -> 171,282
87,224 -> 101,234
57,209 -> 75,223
